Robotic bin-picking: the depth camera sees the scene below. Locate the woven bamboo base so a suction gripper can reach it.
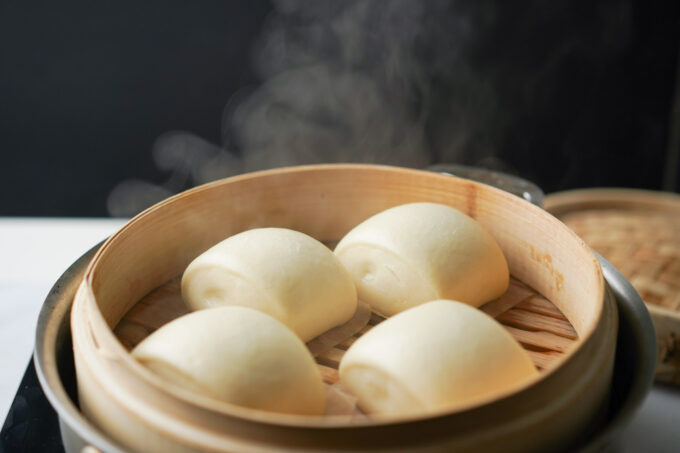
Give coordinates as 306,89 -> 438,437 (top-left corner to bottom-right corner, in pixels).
115,275 -> 577,387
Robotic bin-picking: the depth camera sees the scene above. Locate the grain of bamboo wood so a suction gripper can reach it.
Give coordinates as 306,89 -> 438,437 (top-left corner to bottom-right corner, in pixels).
71,164 -> 616,452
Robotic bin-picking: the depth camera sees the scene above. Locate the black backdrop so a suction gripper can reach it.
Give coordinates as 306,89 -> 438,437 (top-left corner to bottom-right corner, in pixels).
1,0 -> 678,216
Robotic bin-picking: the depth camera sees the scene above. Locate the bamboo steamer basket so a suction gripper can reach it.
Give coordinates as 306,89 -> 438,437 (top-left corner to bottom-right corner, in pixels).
71,164 -> 617,452
545,188 -> 680,385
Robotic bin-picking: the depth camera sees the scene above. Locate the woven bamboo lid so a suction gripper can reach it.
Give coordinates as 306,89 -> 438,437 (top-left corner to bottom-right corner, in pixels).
545,188 -> 680,384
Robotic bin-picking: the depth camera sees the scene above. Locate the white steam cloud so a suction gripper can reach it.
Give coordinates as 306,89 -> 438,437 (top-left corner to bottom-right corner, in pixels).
108,0 -> 632,217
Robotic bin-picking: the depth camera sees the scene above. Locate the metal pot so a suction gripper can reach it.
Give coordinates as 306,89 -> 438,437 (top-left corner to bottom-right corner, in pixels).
33,168 -> 656,452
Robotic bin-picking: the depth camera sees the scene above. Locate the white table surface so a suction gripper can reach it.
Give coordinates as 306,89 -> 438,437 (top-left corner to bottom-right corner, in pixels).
1,217 -> 679,451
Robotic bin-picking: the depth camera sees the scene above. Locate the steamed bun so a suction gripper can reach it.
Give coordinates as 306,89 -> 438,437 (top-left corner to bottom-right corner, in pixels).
334,202 -> 508,316
339,300 -> 537,416
182,228 -> 357,341
132,306 -> 325,415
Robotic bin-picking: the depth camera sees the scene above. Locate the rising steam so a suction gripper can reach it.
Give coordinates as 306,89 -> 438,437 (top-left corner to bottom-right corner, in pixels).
108,0 -> 633,217
108,0 -> 453,216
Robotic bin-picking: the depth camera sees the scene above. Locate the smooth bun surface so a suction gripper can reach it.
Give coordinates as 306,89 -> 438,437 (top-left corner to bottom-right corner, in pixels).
339,300 -> 537,417
132,306 -> 326,415
182,228 -> 357,341
334,202 -> 509,316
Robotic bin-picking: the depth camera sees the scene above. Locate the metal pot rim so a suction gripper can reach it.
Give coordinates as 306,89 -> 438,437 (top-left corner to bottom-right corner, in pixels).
33,243 -> 127,453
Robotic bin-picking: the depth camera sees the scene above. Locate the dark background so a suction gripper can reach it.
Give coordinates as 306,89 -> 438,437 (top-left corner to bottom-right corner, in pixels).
1,0 -> 679,216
